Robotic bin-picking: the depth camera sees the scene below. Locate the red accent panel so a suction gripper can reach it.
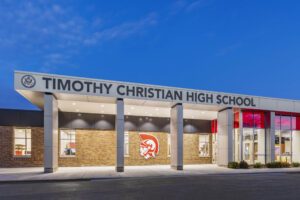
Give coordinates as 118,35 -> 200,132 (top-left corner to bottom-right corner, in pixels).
211,120 -> 218,133
297,117 -> 300,130
234,112 -> 239,128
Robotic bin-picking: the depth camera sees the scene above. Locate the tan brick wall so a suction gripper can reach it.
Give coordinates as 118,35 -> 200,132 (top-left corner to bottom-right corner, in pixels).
0,126 -> 212,167
183,133 -> 212,164
58,129 -> 116,166
125,131 -> 212,165
125,131 -> 170,165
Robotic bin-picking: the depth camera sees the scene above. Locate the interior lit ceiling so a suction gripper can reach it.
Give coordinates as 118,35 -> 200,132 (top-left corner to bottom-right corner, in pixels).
18,90 -> 221,120
57,100 -> 218,120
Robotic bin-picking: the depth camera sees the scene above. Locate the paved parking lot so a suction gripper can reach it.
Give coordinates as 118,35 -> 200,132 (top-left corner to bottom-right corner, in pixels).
1,172 -> 300,200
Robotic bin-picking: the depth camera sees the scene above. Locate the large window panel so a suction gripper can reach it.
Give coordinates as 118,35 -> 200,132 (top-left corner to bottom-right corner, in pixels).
241,112 -> 266,164
292,129 -> 300,162
199,135 -> 210,157
60,130 -> 76,157
14,128 -> 31,156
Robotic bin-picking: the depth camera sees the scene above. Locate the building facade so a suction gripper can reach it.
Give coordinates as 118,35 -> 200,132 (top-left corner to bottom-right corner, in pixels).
0,71 -> 300,172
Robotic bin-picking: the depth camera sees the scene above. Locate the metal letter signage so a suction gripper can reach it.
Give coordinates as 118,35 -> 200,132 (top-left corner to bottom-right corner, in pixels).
14,71 -> 263,109
139,133 -> 159,159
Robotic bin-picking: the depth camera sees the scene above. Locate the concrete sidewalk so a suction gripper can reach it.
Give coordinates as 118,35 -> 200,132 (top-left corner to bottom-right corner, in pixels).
1,164 -> 300,183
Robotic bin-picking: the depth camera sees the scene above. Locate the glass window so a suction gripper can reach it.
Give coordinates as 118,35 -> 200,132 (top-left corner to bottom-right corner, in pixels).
275,115 -> 292,163
254,112 -> 265,128
14,128 -> 31,156
242,112 -> 266,164
199,135 -> 210,157
243,112 -> 254,128
167,134 -> 171,157
60,130 -> 76,157
281,116 -> 291,130
124,132 -> 129,157
212,132 -> 218,164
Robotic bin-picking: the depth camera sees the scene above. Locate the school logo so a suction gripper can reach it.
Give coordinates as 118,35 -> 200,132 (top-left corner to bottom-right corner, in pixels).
139,133 -> 159,159
21,75 -> 36,88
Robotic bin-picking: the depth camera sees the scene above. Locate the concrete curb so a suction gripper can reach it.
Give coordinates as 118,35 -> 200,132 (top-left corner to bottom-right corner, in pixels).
1,170 -> 299,184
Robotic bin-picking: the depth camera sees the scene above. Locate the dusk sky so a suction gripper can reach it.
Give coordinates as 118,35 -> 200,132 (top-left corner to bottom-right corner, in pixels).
1,0 -> 300,110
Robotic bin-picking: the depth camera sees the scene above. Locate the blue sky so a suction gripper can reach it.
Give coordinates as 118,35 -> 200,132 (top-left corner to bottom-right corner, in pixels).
1,0 -> 300,110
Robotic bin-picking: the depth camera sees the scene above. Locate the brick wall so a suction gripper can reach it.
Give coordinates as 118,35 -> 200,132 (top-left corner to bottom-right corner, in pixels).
0,126 -> 44,167
58,130 -> 116,166
0,126 -> 212,167
125,131 -> 170,165
183,133 -> 212,164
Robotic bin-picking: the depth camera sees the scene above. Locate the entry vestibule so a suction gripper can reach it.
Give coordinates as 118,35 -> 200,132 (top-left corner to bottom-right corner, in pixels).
275,114 -> 300,163
232,110 -> 270,165
232,111 -> 300,164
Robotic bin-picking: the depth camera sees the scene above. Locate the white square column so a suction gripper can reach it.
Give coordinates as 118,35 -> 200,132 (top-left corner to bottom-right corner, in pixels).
170,103 -> 183,170
115,98 -> 124,172
217,108 -> 233,166
44,93 -> 58,173
266,111 -> 275,163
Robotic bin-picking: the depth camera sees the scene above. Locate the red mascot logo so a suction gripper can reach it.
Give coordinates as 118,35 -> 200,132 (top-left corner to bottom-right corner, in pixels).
139,133 -> 159,159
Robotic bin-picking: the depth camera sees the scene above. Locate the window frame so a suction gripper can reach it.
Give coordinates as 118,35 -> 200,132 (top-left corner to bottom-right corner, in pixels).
199,134 -> 210,157
124,131 -> 130,157
60,129 -> 76,158
13,128 -> 32,157
167,134 -> 171,157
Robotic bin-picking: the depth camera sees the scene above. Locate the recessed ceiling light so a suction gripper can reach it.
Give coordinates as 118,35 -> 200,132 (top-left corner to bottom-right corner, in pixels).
201,111 -> 205,114
155,108 -> 159,111
101,104 -> 105,108
131,106 -> 135,110
72,102 -> 76,106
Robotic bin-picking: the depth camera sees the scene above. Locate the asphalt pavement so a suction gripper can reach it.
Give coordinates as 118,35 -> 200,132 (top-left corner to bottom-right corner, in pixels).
1,172 -> 300,200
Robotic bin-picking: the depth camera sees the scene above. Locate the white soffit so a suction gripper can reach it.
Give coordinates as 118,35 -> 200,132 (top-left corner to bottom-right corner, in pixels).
57,99 -> 218,120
